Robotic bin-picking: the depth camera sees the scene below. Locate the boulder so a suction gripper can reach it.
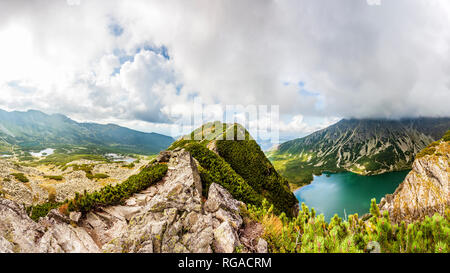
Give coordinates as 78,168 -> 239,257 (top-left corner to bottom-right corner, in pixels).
213,221 -> 239,253
204,183 -> 241,214
69,211 -> 82,223
256,238 -> 268,253
155,151 -> 172,163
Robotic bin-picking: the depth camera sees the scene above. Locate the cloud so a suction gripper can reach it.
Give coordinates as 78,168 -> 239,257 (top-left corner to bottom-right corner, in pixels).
0,0 -> 449,137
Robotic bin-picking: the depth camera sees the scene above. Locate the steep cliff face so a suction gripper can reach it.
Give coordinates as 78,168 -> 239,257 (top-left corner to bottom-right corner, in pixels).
0,149 -> 267,253
379,134 -> 449,224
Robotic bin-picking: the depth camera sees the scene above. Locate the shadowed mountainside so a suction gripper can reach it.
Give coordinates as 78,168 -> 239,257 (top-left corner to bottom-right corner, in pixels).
0,109 -> 174,155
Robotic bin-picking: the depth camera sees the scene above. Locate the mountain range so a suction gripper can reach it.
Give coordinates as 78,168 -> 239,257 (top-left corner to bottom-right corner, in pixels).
0,109 -> 174,155
268,117 -> 450,187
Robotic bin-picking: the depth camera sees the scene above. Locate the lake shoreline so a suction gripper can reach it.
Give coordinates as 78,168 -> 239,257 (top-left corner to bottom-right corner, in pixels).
290,169 -> 412,194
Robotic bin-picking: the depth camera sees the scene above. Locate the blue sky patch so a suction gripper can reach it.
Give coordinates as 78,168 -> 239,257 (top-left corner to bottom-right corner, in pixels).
7,81 -> 35,94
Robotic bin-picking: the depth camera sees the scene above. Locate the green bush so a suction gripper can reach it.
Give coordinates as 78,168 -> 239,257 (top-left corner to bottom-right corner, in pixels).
93,173 -> 109,179
44,175 -> 64,181
27,163 -> 168,220
442,130 -> 450,142
11,173 -> 29,183
247,199 -> 450,253
183,142 -> 263,207
65,164 -> 97,179
168,123 -> 298,217
216,139 -> 298,217
27,202 -> 63,222
67,164 -> 168,213
122,163 -> 135,168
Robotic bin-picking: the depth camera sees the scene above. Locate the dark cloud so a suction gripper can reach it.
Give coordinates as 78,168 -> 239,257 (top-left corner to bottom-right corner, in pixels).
0,0 -> 448,136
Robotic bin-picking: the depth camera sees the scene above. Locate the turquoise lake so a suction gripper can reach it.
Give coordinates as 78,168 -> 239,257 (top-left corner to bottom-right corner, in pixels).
294,171 -> 409,221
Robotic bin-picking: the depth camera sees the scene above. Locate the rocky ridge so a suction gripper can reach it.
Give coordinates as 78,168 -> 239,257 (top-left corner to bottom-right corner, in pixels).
0,149 -> 267,253
379,138 -> 449,223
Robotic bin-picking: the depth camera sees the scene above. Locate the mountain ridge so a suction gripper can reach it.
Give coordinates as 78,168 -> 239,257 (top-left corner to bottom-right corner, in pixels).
169,122 -> 299,217
0,109 -> 174,155
269,117 -> 450,187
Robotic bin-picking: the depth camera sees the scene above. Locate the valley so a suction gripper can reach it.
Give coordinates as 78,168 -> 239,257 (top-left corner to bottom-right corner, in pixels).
268,117 -> 450,188
0,109 -> 174,155
0,120 -> 448,253
0,150 -> 153,206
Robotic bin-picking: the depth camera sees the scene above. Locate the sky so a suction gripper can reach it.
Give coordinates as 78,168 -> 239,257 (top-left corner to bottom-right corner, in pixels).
0,0 -> 449,142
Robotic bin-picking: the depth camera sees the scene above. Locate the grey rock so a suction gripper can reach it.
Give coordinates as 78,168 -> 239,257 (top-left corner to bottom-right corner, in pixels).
69,211 -> 82,223
256,238 -> 268,253
0,236 -> 14,253
379,141 -> 449,223
0,197 -> 99,253
156,151 -> 172,163
215,208 -> 243,229
205,183 -> 241,214
213,221 -> 239,253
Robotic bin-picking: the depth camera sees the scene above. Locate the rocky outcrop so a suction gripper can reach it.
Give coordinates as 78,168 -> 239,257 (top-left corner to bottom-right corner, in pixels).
0,197 -> 100,253
379,140 -> 449,223
0,149 -> 267,253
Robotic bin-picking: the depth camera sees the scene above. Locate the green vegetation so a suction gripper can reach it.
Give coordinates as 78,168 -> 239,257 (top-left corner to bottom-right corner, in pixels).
93,173 -> 109,180
44,175 -> 64,181
27,202 -> 63,222
169,123 -> 298,217
62,164 -> 108,180
10,173 -> 29,183
67,164 -> 167,213
64,163 -> 95,179
416,130 -> 449,159
443,130 -> 450,142
39,153 -> 108,167
246,198 -> 449,253
184,142 -> 263,208
216,139 -> 297,216
122,163 -> 135,168
27,163 -> 168,220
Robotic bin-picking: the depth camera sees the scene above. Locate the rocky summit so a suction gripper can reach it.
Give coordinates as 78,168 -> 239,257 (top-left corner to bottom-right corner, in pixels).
0,149 -> 267,253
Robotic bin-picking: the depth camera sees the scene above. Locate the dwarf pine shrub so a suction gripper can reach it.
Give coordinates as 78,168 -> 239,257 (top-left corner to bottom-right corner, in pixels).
247,199 -> 449,253
27,163 -> 168,220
